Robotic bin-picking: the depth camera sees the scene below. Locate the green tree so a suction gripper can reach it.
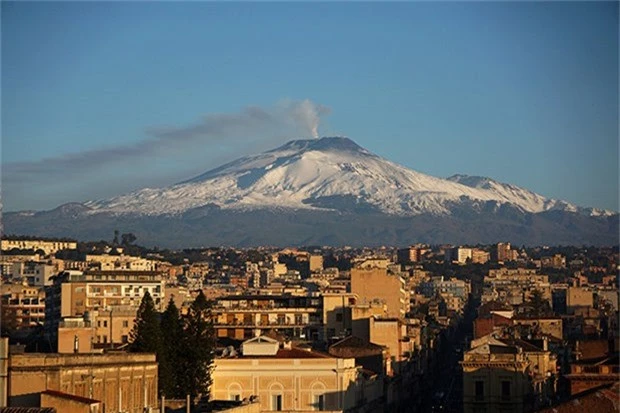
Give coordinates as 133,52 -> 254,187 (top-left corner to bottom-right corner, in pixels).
121,232 -> 137,246
160,297 -> 184,398
528,289 -> 551,317
129,291 -> 162,354
177,291 -> 216,403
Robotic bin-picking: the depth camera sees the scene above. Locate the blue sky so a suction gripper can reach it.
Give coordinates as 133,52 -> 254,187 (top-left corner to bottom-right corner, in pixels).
2,1 -> 618,212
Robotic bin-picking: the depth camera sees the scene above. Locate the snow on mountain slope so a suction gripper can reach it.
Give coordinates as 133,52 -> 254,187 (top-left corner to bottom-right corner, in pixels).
447,174 -> 614,217
83,137 -> 612,217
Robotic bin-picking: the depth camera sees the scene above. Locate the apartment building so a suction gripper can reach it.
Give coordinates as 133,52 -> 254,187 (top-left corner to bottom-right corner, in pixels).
483,269 -> 551,306
309,255 -> 324,273
1,238 -> 77,255
0,253 -> 42,277
85,254 -> 159,272
322,293 -> 357,341
444,247 -> 473,264
495,242 -> 513,262
1,284 -> 46,330
461,342 -> 533,413
45,270 -> 165,348
9,261 -> 55,286
471,249 -> 490,264
213,294 -> 322,341
350,267 -> 407,319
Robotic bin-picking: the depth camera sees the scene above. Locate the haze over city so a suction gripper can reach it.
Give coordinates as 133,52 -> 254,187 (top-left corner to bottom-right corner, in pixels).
2,1 -> 618,212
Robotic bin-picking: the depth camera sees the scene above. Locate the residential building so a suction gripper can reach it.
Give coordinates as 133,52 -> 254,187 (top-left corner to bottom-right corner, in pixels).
84,254 -> 159,272
309,255 -> 323,273
9,261 -> 55,287
322,293 -> 357,341
471,249 -> 490,264
1,239 -> 77,255
211,335 -> 381,412
1,338 -> 158,413
495,242 -> 512,262
1,284 -> 46,330
44,270 -> 165,348
566,287 -> 593,314
350,267 -> 407,319
212,294 -> 322,341
461,342 -> 533,413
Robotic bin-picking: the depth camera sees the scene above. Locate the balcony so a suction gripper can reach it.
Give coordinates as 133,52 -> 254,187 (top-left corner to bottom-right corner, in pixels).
214,320 -> 318,328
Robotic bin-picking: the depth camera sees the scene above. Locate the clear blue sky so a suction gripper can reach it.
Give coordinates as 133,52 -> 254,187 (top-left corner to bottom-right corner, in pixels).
2,1 -> 618,212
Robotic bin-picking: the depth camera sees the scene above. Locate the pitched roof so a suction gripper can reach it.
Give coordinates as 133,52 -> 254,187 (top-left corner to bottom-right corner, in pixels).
536,383 -> 619,413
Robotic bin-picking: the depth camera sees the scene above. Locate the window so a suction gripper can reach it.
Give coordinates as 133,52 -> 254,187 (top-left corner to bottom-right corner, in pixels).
123,320 -> 129,328
314,394 -> 325,411
475,381 -> 484,401
501,381 -> 511,400
121,335 -> 128,344
103,320 -> 108,328
231,394 -> 240,401
103,335 -> 108,344
272,394 -> 282,411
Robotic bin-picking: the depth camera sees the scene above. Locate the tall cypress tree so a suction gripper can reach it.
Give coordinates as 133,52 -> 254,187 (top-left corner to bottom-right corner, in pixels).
160,297 -> 184,398
178,290 -> 216,403
129,291 -> 162,354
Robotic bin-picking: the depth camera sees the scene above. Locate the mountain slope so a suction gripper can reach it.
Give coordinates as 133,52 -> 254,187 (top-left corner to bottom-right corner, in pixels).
3,137 -> 617,247
82,137 -> 609,217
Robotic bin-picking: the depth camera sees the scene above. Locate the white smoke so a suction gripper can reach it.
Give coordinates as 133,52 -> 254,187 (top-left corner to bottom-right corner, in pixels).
282,99 -> 331,139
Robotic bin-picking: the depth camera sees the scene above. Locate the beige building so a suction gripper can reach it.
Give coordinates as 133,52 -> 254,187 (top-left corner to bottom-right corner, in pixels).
462,336 -> 557,412
1,338 -> 158,413
309,255 -> 323,273
1,284 -> 46,330
213,295 -> 322,341
471,249 -> 490,264
566,286 -> 593,312
461,342 -> 532,413
45,271 -> 165,348
9,261 -> 56,286
211,336 -> 377,412
350,267 -> 407,319
85,254 -> 159,272
495,242 -> 512,262
1,239 -> 77,255
322,293 -> 357,340
366,318 -> 413,375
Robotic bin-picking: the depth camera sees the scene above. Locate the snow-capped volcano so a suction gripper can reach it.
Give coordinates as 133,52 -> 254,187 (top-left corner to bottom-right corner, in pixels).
83,137 -> 611,217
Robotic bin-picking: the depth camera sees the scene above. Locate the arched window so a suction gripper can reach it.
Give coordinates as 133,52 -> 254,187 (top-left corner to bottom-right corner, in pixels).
311,381 -> 326,411
270,382 -> 284,411
228,382 -> 242,401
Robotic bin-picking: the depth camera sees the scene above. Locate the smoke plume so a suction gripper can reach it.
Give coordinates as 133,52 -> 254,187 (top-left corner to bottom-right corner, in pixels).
3,99 -> 331,186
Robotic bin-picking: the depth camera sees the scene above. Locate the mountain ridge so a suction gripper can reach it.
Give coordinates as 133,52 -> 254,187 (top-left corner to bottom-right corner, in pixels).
3,137 -> 617,247
79,137 -> 613,217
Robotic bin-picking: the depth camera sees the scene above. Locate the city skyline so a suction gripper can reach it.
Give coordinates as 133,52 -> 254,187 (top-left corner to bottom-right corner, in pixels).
2,1 -> 618,212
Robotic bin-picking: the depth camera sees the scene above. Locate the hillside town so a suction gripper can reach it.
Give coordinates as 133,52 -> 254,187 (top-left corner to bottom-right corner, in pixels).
0,235 -> 618,413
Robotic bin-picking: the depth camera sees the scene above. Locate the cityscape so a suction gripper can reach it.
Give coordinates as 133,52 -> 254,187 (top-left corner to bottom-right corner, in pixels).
0,238 -> 618,412
1,1 -> 618,413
